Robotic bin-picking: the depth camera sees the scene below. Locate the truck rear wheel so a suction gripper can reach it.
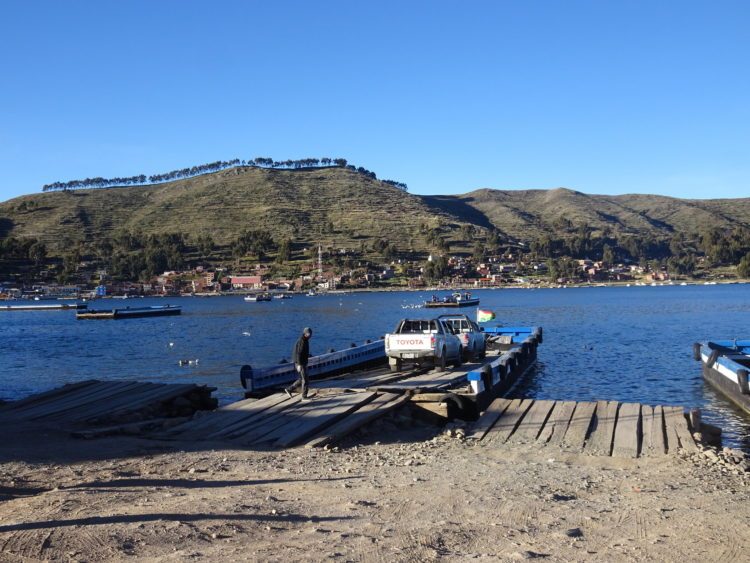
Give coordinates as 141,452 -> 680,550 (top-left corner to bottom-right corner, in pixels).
454,347 -> 463,368
435,349 -> 447,372
466,344 -> 475,362
389,358 -> 402,373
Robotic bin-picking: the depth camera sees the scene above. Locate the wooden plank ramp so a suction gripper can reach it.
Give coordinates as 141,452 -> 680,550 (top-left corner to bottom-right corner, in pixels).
368,369 -> 469,393
305,393 -> 409,448
470,399 -> 699,458
485,399 -> 534,444
167,390 -> 412,449
537,401 -> 576,445
466,398 -> 512,441
585,401 -> 620,456
0,380 -> 215,426
509,400 -> 555,444
561,402 -> 597,451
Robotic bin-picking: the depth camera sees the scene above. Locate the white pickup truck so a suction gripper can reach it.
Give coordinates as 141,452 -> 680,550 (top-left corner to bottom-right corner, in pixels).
438,314 -> 487,362
384,318 -> 463,372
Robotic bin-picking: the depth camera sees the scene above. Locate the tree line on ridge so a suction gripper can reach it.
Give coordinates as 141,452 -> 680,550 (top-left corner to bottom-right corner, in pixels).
40,158 -> 408,193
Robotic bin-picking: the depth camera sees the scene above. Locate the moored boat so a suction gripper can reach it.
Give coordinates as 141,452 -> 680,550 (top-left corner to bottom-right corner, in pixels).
244,292 -> 272,302
424,291 -> 480,308
76,305 -> 181,320
694,340 -> 750,414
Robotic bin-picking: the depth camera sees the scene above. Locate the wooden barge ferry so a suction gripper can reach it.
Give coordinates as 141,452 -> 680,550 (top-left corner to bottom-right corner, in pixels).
424,292 -> 480,308
77,305 -> 182,320
694,340 -> 750,414
1,303 -> 87,311
239,326 -> 542,420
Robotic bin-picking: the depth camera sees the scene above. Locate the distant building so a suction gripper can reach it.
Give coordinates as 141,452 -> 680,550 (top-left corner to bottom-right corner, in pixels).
230,275 -> 263,289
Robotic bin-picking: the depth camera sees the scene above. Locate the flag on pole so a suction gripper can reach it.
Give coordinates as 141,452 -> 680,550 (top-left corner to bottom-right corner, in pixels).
477,309 -> 495,323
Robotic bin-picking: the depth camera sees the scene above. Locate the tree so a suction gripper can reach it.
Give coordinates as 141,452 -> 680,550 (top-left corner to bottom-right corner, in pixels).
424,256 -> 448,281
28,241 -> 47,267
738,253 -> 750,279
276,239 -> 292,264
602,243 -> 614,265
472,242 -> 486,262
196,234 -> 214,257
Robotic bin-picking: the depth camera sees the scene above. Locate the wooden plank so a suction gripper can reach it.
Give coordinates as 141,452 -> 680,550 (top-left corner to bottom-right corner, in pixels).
313,370 -> 419,390
232,394 -> 354,446
60,383 -> 168,420
509,400 -> 556,444
273,392 -> 378,448
410,392 -> 452,403
651,405 -> 667,455
585,401 -> 619,456
305,393 -> 409,448
370,372 -> 468,393
612,403 -> 641,458
561,401 -> 597,451
538,401 -> 576,445
71,416 -> 190,439
665,406 -> 698,453
262,393 -> 372,445
170,393 -> 291,437
467,398 -> 513,441
485,399 -> 534,444
20,382 -> 147,419
206,395 -> 303,440
71,383 -> 199,422
215,395 -> 286,411
663,406 -> 682,453
0,380 -> 99,413
368,367 -> 464,390
640,405 -> 654,456
673,407 -> 698,452
4,381 -> 118,416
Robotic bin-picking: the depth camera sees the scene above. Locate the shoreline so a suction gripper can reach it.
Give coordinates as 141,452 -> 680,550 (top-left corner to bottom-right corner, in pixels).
3,278 -> 748,302
0,416 -> 748,561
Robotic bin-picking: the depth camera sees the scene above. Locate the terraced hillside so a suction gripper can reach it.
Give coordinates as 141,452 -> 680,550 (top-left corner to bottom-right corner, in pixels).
0,167 -> 473,255
2,168 -> 749,258
441,188 -> 750,241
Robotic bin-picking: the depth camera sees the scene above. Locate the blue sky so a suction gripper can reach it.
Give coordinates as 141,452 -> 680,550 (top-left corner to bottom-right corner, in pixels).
1,0 -> 748,202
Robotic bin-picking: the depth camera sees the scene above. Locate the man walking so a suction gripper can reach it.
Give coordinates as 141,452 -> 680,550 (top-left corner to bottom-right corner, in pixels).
286,327 -> 312,399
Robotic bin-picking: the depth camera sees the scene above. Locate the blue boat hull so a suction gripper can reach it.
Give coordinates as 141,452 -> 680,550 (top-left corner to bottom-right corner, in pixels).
695,340 -> 750,415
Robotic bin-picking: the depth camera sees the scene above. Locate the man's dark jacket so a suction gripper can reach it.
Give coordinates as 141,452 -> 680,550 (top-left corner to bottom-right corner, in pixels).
293,335 -> 310,366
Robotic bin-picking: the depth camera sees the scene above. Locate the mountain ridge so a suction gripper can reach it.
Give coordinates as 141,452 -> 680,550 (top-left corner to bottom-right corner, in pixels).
1,166 -> 748,258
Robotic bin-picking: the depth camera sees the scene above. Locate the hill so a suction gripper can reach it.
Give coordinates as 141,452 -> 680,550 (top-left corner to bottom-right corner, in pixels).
435,188 -> 750,242
0,167 -> 473,256
1,168 -> 749,267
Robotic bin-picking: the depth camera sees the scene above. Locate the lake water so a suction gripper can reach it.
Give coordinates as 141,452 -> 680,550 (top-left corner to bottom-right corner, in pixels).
2,285 -> 750,450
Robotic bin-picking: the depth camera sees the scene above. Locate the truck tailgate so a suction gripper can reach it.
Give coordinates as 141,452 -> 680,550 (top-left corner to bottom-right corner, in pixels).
387,335 -> 433,351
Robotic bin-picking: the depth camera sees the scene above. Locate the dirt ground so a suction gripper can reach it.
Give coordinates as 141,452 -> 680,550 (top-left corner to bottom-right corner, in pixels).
1,414 -> 748,563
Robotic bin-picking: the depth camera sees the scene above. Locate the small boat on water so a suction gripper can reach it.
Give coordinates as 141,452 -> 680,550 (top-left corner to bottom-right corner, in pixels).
424,292 -> 480,308
76,305 -> 181,320
694,340 -> 750,414
273,293 -> 292,300
1,303 -> 87,311
244,292 -> 272,302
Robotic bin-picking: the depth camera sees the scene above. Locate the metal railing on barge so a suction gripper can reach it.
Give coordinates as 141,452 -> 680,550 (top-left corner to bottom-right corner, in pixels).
240,339 -> 387,395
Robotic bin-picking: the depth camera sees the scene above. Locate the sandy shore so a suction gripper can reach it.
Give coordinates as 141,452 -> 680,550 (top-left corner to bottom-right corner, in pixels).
1,417 -> 748,562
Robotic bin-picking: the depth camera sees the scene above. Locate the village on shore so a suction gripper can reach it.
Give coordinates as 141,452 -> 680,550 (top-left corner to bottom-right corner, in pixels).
0,249 -> 741,300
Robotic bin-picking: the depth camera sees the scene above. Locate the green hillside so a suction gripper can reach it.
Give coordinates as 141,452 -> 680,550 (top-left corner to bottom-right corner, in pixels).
443,188 -> 750,241
0,167 -> 473,256
1,167 -> 749,271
